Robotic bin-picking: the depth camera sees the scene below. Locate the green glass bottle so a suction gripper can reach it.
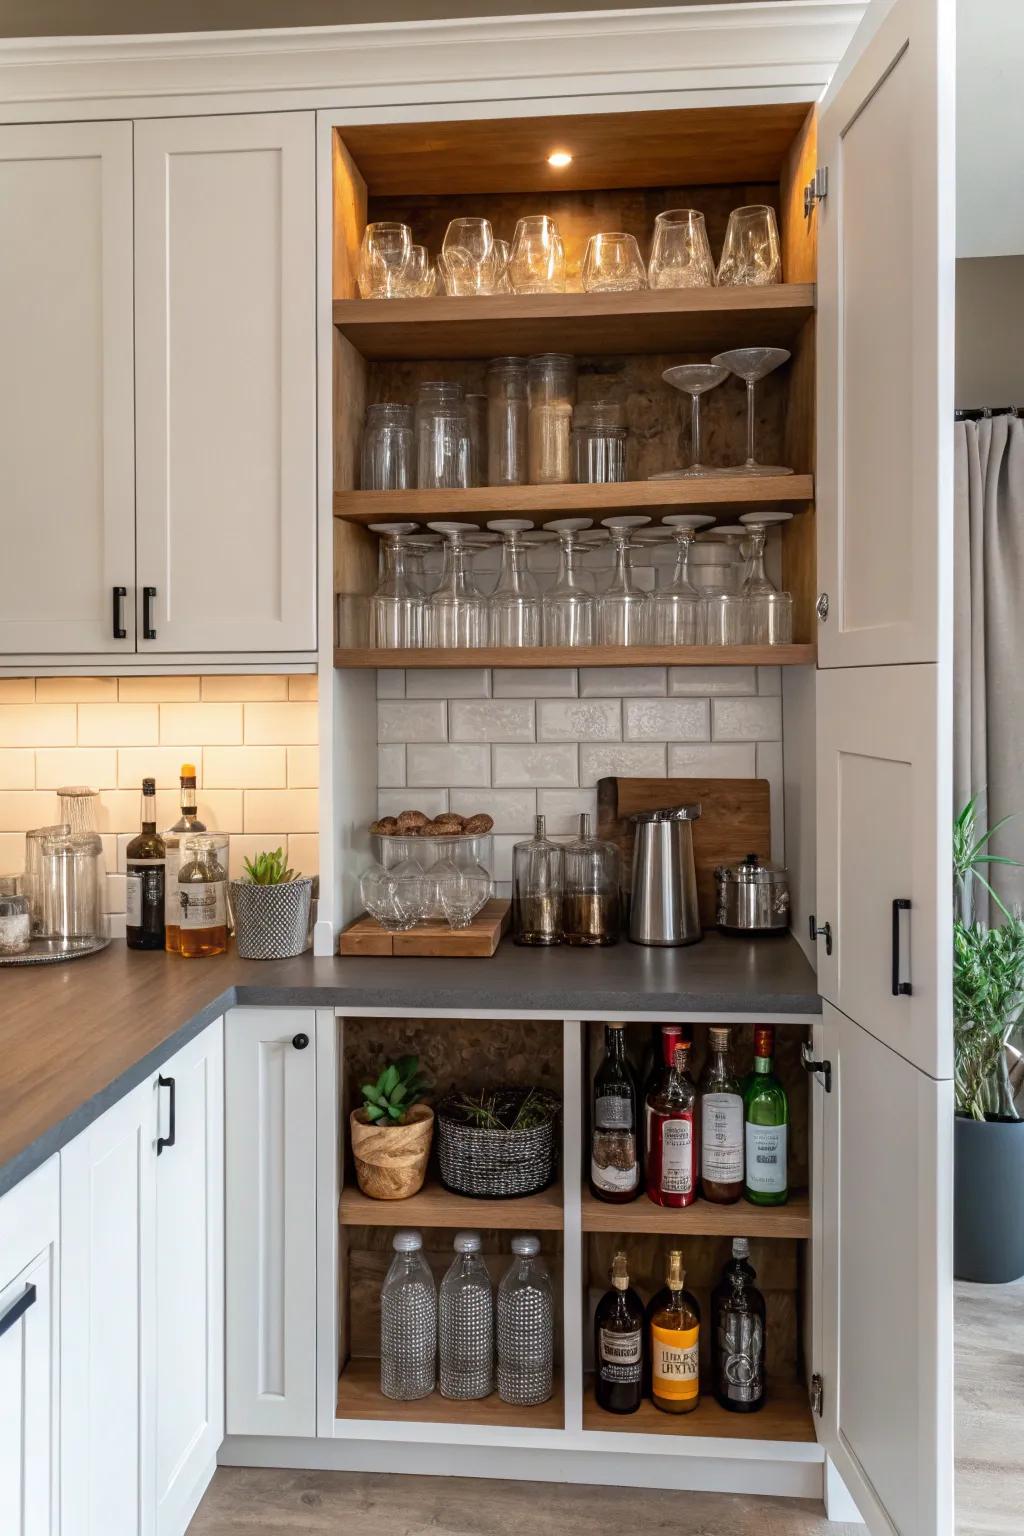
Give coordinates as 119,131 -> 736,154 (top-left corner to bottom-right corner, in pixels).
743,1025 -> 788,1206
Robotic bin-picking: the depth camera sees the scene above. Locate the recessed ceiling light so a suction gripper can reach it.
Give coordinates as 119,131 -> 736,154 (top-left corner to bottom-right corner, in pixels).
547,150 -> 573,169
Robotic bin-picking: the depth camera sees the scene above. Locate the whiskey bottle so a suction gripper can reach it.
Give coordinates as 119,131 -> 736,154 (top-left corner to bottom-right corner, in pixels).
649,1249 -> 700,1414
711,1237 -> 766,1413
699,1025 -> 744,1204
177,834 -> 229,958
163,764 -> 206,954
743,1025 -> 789,1206
590,1022 -> 641,1203
594,1250 -> 644,1414
645,1036 -> 698,1208
126,778 -> 166,951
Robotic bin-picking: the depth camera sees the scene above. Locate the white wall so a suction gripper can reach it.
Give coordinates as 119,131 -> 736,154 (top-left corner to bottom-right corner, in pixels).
957,0 -> 1024,258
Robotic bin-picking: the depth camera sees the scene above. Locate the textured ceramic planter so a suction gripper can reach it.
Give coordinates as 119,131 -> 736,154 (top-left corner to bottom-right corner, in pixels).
350,1103 -> 434,1200
229,877 -> 313,960
954,1114 -> 1024,1283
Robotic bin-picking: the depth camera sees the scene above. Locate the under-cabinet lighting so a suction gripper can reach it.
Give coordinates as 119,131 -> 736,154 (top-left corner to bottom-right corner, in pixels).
547,150 -> 573,168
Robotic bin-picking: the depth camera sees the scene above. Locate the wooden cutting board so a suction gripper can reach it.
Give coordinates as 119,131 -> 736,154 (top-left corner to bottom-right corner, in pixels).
339,898 -> 510,957
596,777 -> 771,927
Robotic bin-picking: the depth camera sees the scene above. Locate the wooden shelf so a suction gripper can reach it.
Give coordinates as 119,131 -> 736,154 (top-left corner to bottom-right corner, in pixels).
582,1376 -> 815,1442
337,1359 -> 564,1429
334,643 -> 816,670
333,474 -> 814,526
332,285 -> 815,361
340,1178 -> 564,1230
581,1187 -> 811,1239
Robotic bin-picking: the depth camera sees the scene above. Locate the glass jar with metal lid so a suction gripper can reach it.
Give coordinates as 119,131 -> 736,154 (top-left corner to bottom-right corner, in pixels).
714,853 -> 790,934
0,877 -> 31,955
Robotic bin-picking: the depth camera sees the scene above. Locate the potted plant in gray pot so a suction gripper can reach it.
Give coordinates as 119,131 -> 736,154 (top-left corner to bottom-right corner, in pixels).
230,848 -> 314,960
953,798 -> 1024,1282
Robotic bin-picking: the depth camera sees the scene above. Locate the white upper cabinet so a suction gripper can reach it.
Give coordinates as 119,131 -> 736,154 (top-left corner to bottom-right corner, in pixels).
134,113 -> 316,654
816,0 -> 955,668
0,122 -> 135,658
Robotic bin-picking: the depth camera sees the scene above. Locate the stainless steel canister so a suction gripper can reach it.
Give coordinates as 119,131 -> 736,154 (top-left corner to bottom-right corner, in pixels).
628,804 -> 702,947
714,854 -> 790,934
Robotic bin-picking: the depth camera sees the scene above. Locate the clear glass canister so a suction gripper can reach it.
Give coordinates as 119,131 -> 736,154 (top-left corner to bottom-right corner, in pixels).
562,813 -> 620,946
24,823 -> 69,936
380,1230 -> 437,1401
0,876 -> 31,955
439,1231 -> 494,1400
528,354 -> 576,485
572,400 -> 627,484
361,402 -> 414,490
486,357 -> 529,486
177,832 -> 229,958
496,1234 -> 553,1406
40,830 -> 104,946
415,380 -> 470,490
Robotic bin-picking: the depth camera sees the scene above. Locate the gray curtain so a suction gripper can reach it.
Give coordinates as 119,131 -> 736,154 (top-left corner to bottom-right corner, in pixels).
953,413 -> 1024,922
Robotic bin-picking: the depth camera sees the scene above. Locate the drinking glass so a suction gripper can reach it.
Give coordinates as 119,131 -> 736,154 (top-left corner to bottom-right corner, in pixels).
368,522 -> 423,648
572,400 -> 626,484
360,862 -> 396,926
493,238 -> 513,294
508,216 -> 565,294
642,514 -> 714,644
581,232 -> 647,292
441,217 -> 498,295
486,356 -> 529,486
358,221 -> 412,299
361,403 -> 414,490
711,347 -> 793,475
424,522 -> 486,647
703,592 -> 748,645
543,518 -> 597,647
738,511 -> 793,596
595,515 -> 650,644
717,205 -> 782,287
438,861 -> 492,929
406,533 -> 441,597
396,244 -> 435,298
388,857 -> 429,930
647,208 -> 715,289
415,380 -> 470,489
487,519 -> 542,647
651,363 -> 730,479
738,510 -> 794,643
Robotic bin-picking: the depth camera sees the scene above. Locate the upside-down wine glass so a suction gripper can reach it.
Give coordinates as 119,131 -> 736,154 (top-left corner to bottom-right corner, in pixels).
650,363 -> 730,480
543,517 -> 598,647
368,522 -> 422,648
641,514 -> 715,644
739,511 -> 794,644
424,522 -> 486,647
487,519 -> 542,647
711,347 -> 793,476
595,516 -> 651,645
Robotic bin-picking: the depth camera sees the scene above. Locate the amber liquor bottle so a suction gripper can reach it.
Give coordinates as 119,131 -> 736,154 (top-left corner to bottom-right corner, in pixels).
163,763 -> 206,954
590,1022 -> 641,1203
699,1025 -> 744,1204
594,1251 -> 644,1414
178,835 -> 228,959
645,1036 -> 698,1208
649,1249 -> 701,1414
126,778 -> 166,951
711,1237 -> 766,1413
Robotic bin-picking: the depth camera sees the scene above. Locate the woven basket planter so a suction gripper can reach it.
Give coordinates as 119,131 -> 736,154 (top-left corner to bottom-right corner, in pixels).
229,877 -> 313,960
436,1089 -> 560,1199
350,1103 -> 434,1200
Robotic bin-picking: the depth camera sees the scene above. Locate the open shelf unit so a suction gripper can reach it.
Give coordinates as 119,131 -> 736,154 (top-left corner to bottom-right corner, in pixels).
580,1186 -> 811,1238
337,1358 -> 565,1429
340,1178 -> 564,1231
334,642 -> 815,669
581,1376 -> 815,1442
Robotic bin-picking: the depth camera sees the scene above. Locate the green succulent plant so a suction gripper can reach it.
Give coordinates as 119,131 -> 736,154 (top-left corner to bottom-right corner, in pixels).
242,848 -> 299,885
360,1056 -> 428,1125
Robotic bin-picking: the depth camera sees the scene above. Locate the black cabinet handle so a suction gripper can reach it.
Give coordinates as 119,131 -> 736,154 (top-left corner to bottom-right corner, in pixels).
0,1283 -> 36,1341
157,1074 -> 176,1154
143,586 -> 157,640
892,898 -> 912,997
112,586 -> 127,639
292,1033 -> 309,1051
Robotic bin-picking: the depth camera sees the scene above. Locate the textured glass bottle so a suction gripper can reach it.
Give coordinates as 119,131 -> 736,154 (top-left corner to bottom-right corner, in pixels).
699,1025 -> 744,1204
711,1237 -> 766,1413
743,1025 -> 789,1206
439,1231 -> 494,1401
380,1230 -> 437,1401
511,815 -> 564,946
594,1251 -> 644,1414
563,813 -> 620,946
496,1235 -> 553,1406
590,1022 -> 640,1203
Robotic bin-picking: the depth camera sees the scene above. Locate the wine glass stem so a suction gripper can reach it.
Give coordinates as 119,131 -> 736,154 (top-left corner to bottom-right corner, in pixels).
746,378 -> 757,466
690,392 -> 702,469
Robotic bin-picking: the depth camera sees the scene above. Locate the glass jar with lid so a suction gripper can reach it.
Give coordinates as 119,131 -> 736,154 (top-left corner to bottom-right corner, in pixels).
511,814 -> 564,946
40,829 -> 104,947
0,876 -> 31,956
415,380 -> 470,490
572,400 -> 627,484
563,813 -> 621,946
486,357 -> 529,486
527,354 -> 576,485
177,832 -> 229,958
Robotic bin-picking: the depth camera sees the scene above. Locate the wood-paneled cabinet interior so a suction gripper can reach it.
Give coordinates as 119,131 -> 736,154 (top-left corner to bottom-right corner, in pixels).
224,1008 -> 318,1438
0,1156 -> 60,1536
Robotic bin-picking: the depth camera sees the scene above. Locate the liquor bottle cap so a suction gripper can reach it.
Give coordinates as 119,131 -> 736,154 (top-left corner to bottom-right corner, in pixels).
667,1249 -> 685,1287
754,1025 -> 775,1056
732,1237 -> 750,1259
392,1230 -> 423,1253
612,1250 -> 629,1289
142,777 -> 156,794
180,762 -> 197,779
453,1231 -> 481,1253
709,1025 -> 732,1049
607,1021 -> 627,1031
511,1234 -> 540,1257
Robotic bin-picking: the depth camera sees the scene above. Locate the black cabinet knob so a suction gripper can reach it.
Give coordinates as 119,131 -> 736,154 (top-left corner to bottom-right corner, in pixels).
292,1033 -> 309,1050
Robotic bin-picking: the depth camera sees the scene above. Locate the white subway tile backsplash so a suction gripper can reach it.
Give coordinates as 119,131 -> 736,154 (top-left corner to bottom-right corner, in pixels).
199,675 -> 287,702
580,743 -> 666,787
712,696 -> 782,742
0,831 -> 25,874
376,670 -> 405,699
0,681 -> 36,703
228,833 -> 288,878
203,746 -> 287,790
378,700 -> 448,744
493,744 -> 578,788
35,747 -> 118,790
118,745 -> 205,789
490,834 -> 521,884
623,698 -> 709,742
288,676 -> 318,702
377,744 -> 406,788
757,666 -> 782,697
536,787 -> 599,835
668,666 -> 756,697
244,787 -> 318,834
117,676 -> 201,702
286,745 -> 318,788
407,744 -> 490,787
0,749 -> 35,789
36,677 -> 118,702
449,699 -> 535,743
493,668 -> 577,698
579,667 -> 666,698
0,704 -> 77,747
537,699 -> 621,742
667,742 -> 757,777
287,833 -> 319,876
377,788 -> 448,821
244,702 -> 317,745
757,740 -> 786,863
160,702 -> 242,747
406,668 -> 491,699
450,787 -> 535,834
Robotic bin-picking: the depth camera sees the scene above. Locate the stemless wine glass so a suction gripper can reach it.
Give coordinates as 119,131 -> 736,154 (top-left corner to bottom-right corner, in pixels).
642,514 -> 715,644
712,347 -> 793,475
543,518 -> 597,647
424,522 -> 486,647
367,522 -> 422,649
360,862 -> 396,926
595,515 -> 651,644
441,217 -> 498,295
508,216 -> 565,293
581,232 -> 647,292
396,244 -> 435,298
358,221 -> 412,298
487,519 -> 542,647
647,208 -> 716,289
739,511 -> 794,644
439,861 -> 493,929
717,205 -> 782,286
388,856 -> 429,929
651,363 -> 730,479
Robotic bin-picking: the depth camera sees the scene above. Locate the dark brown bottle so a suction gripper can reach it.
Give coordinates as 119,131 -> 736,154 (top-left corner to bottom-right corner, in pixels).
711,1237 -> 766,1413
126,778 -> 166,951
594,1251 -> 644,1414
590,1022 -> 641,1203
699,1025 -> 744,1204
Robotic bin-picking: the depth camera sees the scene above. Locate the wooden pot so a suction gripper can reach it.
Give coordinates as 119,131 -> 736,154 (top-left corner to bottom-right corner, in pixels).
350,1103 -> 434,1200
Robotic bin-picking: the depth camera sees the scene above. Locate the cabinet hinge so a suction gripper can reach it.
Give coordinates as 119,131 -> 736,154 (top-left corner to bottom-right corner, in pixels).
801,1042 -> 832,1094
804,166 -> 829,218
810,1373 -> 824,1417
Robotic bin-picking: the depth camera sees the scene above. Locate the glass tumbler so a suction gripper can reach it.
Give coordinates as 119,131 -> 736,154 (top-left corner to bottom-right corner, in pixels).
357,221 -> 412,299
361,403 -> 414,490
717,205 -> 782,287
528,353 -> 576,485
508,216 -> 565,294
581,232 -> 647,292
748,591 -> 793,645
572,401 -> 626,484
0,877 -> 31,956
703,592 -> 748,645
415,381 -> 470,489
486,357 -> 529,486
441,217 -> 498,295
25,823 -> 69,936
648,208 -> 715,289
368,522 -> 422,649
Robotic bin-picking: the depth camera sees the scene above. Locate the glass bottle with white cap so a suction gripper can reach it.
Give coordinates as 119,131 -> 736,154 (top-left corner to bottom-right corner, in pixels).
496,1234 -> 554,1406
380,1230 -> 437,1401
439,1231 -> 494,1400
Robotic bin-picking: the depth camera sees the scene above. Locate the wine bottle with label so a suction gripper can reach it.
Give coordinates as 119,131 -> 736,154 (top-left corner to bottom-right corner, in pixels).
594,1250 -> 644,1414
711,1237 -> 766,1414
649,1249 -> 700,1415
163,763 -> 206,954
590,1022 -> 641,1203
699,1025 -> 744,1204
645,1036 -> 698,1208
744,1025 -> 789,1206
126,777 -> 166,951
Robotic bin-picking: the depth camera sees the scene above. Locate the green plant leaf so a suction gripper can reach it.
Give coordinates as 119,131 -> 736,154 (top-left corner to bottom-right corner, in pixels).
361,1083 -> 383,1106
364,1104 -> 385,1121
381,1064 -> 400,1095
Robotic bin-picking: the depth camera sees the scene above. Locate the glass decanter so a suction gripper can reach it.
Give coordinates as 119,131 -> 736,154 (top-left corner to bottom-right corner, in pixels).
562,813 -> 620,945
595,515 -> 650,645
512,814 -> 564,946
642,514 -> 713,645
486,518 -> 541,647
424,522 -> 486,648
542,517 -> 596,647
368,521 -> 423,649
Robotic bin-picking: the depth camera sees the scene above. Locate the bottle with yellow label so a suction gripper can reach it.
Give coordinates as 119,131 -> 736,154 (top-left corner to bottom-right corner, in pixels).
648,1248 -> 700,1414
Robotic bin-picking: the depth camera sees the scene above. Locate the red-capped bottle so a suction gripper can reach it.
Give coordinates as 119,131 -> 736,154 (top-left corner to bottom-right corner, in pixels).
643,1024 -> 683,1174
645,1036 -> 698,1207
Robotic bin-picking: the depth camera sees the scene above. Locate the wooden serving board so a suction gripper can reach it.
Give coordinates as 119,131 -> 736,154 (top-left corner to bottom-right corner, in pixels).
339,899 -> 510,957
596,777 -> 771,927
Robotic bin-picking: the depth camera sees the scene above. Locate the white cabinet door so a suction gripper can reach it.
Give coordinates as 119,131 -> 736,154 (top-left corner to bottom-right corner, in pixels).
0,1158 -> 60,1536
61,1078 -> 158,1536
225,1009 -> 317,1437
816,663 -> 950,1080
134,113 -> 316,654
817,1003 -> 953,1536
0,121 -> 135,657
816,0 -> 954,668
154,1020 -> 224,1536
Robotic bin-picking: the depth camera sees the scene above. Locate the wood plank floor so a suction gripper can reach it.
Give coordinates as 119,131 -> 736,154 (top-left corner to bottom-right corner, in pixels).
955,1275 -> 1024,1535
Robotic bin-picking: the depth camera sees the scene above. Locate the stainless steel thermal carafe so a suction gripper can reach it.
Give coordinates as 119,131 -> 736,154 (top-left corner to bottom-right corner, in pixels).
628,804 -> 702,947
